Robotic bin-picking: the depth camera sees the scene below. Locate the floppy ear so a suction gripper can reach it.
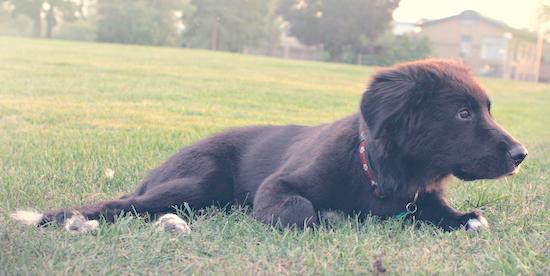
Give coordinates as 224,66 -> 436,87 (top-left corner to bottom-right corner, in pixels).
360,66 -> 437,139
360,69 -> 416,139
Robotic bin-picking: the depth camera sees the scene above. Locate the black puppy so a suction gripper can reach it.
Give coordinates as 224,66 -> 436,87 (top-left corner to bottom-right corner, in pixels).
12,59 -> 527,233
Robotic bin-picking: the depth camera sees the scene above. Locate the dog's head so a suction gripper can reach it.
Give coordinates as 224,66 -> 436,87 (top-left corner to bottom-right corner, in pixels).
360,59 -> 527,181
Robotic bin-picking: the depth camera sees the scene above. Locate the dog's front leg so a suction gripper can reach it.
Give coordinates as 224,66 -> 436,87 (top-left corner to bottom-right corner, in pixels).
415,192 -> 489,232
252,175 -> 318,229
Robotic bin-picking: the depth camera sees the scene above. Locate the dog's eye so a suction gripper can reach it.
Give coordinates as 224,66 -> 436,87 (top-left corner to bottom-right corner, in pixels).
457,109 -> 472,120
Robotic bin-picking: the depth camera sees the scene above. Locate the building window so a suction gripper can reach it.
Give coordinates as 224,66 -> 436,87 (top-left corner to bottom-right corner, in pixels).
480,37 -> 507,61
461,35 -> 472,56
479,63 -> 501,77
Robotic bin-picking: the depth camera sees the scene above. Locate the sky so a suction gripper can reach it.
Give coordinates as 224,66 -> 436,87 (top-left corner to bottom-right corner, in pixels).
393,0 -> 541,30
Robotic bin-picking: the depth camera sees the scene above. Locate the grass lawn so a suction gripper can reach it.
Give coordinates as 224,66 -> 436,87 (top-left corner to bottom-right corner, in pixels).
0,36 -> 548,275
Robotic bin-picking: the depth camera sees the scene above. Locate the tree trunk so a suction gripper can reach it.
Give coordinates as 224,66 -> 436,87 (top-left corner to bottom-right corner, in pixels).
45,5 -> 56,39
356,54 -> 363,65
211,21 -> 219,51
266,15 -> 278,56
328,47 -> 342,62
32,10 -> 42,37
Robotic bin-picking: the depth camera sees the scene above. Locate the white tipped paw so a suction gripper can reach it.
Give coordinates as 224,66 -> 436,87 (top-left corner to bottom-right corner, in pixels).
11,210 -> 44,226
464,216 -> 490,232
155,214 -> 191,234
64,213 -> 99,234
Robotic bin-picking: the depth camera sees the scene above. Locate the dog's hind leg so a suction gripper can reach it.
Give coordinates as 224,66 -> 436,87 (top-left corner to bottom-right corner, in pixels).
10,209 -> 101,234
13,174 -> 233,233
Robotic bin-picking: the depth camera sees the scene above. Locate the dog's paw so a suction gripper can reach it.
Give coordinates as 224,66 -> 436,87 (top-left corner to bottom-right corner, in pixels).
461,211 -> 489,232
464,217 -> 489,232
155,214 -> 191,234
11,210 -> 44,226
64,213 -> 99,234
319,210 -> 346,225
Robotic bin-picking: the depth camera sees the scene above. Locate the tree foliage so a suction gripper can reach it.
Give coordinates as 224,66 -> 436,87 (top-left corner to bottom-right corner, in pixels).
362,32 -> 431,66
278,0 -> 400,61
96,0 -> 188,46
537,2 -> 550,28
182,0 -> 272,52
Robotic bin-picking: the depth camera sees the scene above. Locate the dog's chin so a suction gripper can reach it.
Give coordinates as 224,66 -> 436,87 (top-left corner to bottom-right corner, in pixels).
453,165 -> 520,181
453,169 -> 478,181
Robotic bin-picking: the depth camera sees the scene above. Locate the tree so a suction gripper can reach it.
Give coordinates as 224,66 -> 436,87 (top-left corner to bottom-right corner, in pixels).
44,0 -> 81,38
96,0 -> 188,46
263,0 -> 285,55
8,0 -> 43,37
279,0 -> 400,62
7,0 -> 81,38
182,0 -> 272,52
537,2 -> 550,27
362,32 -> 431,66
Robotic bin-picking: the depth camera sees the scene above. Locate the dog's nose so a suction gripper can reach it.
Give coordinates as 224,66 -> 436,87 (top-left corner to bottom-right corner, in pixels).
508,144 -> 528,166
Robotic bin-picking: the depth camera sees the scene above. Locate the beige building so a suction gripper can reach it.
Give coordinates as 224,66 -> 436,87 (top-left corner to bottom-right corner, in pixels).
417,10 -> 539,81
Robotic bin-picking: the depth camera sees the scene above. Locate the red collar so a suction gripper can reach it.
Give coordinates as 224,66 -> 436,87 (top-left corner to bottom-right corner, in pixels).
359,132 -> 385,198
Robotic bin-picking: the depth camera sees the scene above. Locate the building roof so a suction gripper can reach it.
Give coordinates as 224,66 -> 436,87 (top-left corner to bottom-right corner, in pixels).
419,10 -> 537,41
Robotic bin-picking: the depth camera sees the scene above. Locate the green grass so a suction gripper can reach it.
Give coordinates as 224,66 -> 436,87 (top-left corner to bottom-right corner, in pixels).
0,36 -> 548,275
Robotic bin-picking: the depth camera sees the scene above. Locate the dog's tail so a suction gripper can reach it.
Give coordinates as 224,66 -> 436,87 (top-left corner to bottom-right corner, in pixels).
11,210 -> 46,227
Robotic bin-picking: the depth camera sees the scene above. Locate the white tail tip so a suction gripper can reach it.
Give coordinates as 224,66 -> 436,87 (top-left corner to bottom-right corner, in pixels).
11,210 -> 44,226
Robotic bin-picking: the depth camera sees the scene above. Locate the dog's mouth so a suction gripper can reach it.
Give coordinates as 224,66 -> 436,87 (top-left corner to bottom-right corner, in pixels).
503,165 -> 520,177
